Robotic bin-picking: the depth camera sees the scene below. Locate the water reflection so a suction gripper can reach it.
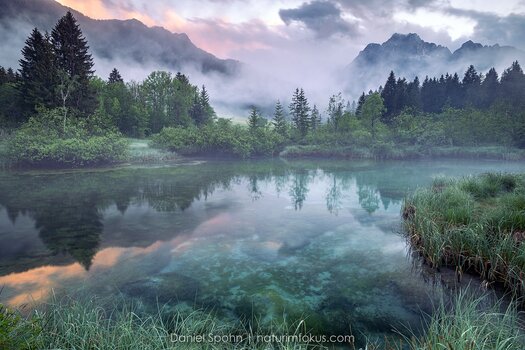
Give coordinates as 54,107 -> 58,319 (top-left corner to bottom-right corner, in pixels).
1,159 -> 523,274
1,159 -> 524,345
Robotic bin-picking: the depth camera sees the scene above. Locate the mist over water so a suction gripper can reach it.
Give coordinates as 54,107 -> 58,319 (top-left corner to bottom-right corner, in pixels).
1,159 -> 525,345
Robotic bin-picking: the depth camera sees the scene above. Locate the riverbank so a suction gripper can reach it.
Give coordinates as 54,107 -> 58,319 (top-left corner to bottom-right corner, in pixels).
403,173 -> 525,301
280,145 -> 525,161
2,291 -> 523,350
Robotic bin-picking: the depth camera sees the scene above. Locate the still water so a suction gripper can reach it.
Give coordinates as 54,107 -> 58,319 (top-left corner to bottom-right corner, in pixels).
1,159 -> 524,344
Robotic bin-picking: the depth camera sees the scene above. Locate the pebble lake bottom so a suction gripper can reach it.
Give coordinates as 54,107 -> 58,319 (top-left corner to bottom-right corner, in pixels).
1,158 -> 524,347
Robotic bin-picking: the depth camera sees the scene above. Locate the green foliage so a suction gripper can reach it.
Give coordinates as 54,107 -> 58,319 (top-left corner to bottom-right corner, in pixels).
400,292 -> 525,350
0,304 -> 42,350
151,118 -> 284,158
403,173 -> 525,299
6,108 -> 129,167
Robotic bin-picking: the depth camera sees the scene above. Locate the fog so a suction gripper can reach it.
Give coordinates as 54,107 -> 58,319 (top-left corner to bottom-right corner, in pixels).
1,0 -> 525,120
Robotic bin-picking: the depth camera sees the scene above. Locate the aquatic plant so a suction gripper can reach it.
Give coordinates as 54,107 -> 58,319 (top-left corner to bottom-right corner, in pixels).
403,173 -> 525,300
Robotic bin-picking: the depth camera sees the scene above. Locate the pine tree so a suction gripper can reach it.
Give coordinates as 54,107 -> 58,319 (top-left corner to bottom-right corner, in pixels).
289,88 -> 310,136
500,61 -> 525,108
19,28 -> 58,114
381,71 -> 397,122
200,85 -> 215,123
51,11 -> 95,115
272,100 -> 287,137
108,68 -> 123,84
405,76 -> 421,110
310,104 -> 321,130
356,92 -> 366,116
480,68 -> 499,108
189,93 -> 205,126
0,66 -> 6,85
248,106 -> 260,131
462,65 -> 482,107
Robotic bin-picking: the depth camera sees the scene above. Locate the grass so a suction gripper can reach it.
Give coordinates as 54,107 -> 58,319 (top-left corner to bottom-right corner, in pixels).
403,173 -> 525,301
1,291 -> 524,349
397,290 -> 525,350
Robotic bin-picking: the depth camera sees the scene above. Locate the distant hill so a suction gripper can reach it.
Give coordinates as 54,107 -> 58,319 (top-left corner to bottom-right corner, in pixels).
346,33 -> 525,96
0,0 -> 240,76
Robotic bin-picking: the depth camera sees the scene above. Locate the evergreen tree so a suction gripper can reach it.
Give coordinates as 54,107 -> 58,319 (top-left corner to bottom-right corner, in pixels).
248,106 -> 260,132
310,104 -> 321,130
381,71 -> 397,123
51,11 -> 95,114
272,100 -> 287,137
0,66 -> 6,85
500,61 -> 525,108
405,76 -> 421,110
108,68 -> 123,84
19,28 -> 58,115
462,65 -> 482,107
189,93 -> 205,126
480,68 -> 499,108
289,88 -> 310,136
200,85 -> 215,123
445,73 -> 463,108
356,92 -> 366,116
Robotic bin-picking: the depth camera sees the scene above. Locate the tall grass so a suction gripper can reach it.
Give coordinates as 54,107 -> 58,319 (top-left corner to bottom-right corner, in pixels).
403,173 -> 525,300
398,290 -> 525,350
2,291 -> 524,349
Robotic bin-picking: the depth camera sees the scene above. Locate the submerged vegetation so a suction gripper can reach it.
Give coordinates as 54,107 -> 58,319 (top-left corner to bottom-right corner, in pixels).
403,173 -> 525,301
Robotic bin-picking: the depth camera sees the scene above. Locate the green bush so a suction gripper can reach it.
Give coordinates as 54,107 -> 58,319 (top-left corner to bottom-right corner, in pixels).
151,119 -> 284,158
5,108 -> 129,167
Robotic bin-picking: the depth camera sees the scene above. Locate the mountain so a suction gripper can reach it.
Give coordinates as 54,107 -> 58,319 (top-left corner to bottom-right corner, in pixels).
0,0 -> 239,77
346,33 -> 525,96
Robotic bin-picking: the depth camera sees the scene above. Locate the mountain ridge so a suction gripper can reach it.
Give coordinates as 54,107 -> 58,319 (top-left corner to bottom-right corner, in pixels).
347,32 -> 525,95
0,0 -> 240,76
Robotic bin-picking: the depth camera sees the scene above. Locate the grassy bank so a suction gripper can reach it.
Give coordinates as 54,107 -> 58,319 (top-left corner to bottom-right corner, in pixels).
1,292 -> 523,349
403,173 -> 525,301
280,145 -> 525,161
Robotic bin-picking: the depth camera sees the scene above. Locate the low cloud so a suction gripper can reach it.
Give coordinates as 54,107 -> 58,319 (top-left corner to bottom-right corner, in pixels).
279,1 -> 358,38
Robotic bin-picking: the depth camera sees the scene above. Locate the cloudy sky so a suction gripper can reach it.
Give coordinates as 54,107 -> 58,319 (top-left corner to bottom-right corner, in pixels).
54,0 -> 525,61
47,0 -> 525,116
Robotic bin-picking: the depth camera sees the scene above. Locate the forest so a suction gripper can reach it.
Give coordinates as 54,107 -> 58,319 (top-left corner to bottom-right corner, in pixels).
1,11 -> 525,166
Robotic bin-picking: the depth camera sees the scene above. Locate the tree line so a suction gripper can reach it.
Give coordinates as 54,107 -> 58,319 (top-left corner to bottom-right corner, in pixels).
0,11 -> 215,138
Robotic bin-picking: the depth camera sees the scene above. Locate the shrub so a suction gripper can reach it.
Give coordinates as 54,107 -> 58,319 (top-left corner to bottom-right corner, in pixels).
5,108 -> 129,167
151,119 -> 284,158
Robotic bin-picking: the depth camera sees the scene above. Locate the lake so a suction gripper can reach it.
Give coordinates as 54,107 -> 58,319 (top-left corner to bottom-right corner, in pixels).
1,159 -> 524,346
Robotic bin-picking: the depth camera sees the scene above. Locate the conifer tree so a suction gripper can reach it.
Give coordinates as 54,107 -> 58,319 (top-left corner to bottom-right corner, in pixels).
500,61 -> 525,108
462,65 -> 482,107
19,28 -> 57,114
108,68 -> 123,84
289,88 -> 310,136
310,104 -> 321,130
200,85 -> 215,123
248,106 -> 260,132
272,100 -> 287,137
381,71 -> 397,122
356,92 -> 366,116
480,67 -> 499,108
51,11 -> 95,114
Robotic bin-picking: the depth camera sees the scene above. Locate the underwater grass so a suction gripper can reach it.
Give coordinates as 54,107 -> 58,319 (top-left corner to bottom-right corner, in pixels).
403,173 -> 525,301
